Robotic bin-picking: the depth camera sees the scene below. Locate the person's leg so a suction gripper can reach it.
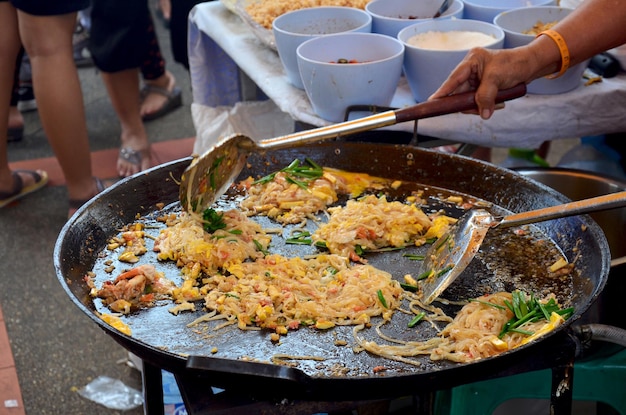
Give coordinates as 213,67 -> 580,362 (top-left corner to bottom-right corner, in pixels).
139,14 -> 180,120
17,10 -> 99,204
0,3 -> 45,196
8,48 -> 25,140
100,68 -> 153,177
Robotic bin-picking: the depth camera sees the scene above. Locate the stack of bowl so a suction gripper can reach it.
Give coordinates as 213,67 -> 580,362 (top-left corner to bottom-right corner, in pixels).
272,7 -> 372,89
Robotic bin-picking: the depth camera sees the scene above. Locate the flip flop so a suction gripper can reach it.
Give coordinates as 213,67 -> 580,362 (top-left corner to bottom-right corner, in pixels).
8,126 -> 24,142
0,169 -> 49,208
140,84 -> 182,122
118,147 -> 151,177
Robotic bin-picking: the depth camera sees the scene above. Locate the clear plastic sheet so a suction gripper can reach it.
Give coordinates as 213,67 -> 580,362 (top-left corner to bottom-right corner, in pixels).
78,376 -> 143,411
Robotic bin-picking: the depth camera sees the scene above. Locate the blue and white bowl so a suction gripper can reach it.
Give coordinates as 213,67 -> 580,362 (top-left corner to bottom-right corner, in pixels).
297,32 -> 404,122
398,19 -> 504,102
366,0 -> 464,38
273,7 -> 372,90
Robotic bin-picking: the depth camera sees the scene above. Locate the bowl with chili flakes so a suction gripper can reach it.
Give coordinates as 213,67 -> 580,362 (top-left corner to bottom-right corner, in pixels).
366,0 -> 464,38
494,6 -> 589,94
296,32 -> 404,122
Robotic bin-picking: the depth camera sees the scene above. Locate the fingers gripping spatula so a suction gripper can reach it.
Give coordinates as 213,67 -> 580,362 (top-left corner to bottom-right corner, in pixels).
179,84 -> 527,212
419,191 -> 626,305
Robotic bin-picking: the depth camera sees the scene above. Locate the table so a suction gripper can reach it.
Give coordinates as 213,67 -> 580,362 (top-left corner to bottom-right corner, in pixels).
188,1 -> 626,150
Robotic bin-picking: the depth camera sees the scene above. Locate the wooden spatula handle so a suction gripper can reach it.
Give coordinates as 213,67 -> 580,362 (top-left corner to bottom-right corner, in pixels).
394,83 -> 527,124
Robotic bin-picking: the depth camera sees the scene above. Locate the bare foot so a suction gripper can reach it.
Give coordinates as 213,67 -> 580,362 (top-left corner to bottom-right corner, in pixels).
140,71 -> 177,119
117,146 -> 152,177
117,128 -> 153,177
0,169 -> 42,194
8,105 -> 24,130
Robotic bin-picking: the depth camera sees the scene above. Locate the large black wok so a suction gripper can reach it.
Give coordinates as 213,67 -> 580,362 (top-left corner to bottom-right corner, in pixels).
54,142 -> 610,402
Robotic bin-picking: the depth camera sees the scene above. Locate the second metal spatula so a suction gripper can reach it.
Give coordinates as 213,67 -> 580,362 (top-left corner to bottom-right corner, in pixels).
419,190 -> 626,305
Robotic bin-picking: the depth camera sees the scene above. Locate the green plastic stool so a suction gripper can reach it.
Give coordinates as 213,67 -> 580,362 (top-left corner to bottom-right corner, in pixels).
435,345 -> 626,415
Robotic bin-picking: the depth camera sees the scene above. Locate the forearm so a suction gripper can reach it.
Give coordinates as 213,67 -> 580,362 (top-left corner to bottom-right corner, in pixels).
526,0 -> 626,80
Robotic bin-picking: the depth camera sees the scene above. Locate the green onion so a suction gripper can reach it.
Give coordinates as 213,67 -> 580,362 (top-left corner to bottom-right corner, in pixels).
253,239 -> 268,255
416,270 -> 432,281
469,299 -> 506,310
377,289 -> 388,308
202,208 -> 227,233
315,241 -> 328,249
400,283 -> 418,292
402,254 -> 425,261
497,290 -> 574,339
253,158 -> 324,186
408,312 -> 426,328
435,264 -> 453,278
286,230 -> 312,245
225,293 -> 240,299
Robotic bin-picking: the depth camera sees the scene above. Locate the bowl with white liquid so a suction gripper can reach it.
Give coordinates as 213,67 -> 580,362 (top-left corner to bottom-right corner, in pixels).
398,19 -> 505,102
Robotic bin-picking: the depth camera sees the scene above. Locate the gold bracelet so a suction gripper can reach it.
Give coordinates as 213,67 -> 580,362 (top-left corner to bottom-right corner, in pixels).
536,29 -> 570,79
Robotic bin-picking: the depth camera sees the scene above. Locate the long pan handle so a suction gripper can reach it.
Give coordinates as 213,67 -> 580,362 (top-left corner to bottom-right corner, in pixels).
395,83 -> 527,123
498,190 -> 626,228
257,83 -> 527,149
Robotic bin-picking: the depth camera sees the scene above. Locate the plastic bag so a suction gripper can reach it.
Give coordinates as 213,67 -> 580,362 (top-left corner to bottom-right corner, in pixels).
191,100 -> 294,156
77,376 -> 143,410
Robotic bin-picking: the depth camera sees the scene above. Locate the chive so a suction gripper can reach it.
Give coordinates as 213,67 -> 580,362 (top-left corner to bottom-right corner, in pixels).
325,267 -> 338,275
510,328 -> 534,336
202,208 -> 227,233
408,312 -> 426,328
403,254 -> 425,261
470,299 -> 506,310
400,283 -> 418,292
435,264 -> 453,278
416,270 -> 432,281
285,176 -> 309,190
498,290 -> 574,339
434,234 -> 450,251
377,289 -> 388,308
286,238 -> 312,245
253,239 -> 268,255
425,237 -> 437,244
286,230 -> 313,245
229,229 -> 243,235
252,158 -> 324,187
225,293 -> 240,299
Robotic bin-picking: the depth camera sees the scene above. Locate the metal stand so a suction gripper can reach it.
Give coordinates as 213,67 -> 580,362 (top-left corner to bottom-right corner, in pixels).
140,331 -> 580,415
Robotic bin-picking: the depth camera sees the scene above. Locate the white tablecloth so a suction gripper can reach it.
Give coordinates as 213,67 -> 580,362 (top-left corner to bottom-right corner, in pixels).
188,1 -> 626,149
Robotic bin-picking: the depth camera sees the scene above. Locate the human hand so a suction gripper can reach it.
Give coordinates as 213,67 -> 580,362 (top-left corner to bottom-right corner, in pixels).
429,47 -> 534,120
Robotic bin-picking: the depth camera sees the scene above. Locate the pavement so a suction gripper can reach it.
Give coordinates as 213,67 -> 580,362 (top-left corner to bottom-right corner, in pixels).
0,4 -> 195,414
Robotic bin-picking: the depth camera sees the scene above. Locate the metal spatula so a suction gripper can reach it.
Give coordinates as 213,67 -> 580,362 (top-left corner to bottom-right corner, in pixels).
179,84 -> 526,212
419,190 -> 626,305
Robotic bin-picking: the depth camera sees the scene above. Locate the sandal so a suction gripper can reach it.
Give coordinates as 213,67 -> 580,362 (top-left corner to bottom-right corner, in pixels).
140,84 -> 182,121
0,169 -> 49,208
68,177 -> 106,212
118,147 -> 151,177
8,126 -> 24,142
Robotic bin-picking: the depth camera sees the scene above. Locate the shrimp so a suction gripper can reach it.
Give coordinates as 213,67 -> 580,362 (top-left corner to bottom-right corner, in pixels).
96,264 -> 175,314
